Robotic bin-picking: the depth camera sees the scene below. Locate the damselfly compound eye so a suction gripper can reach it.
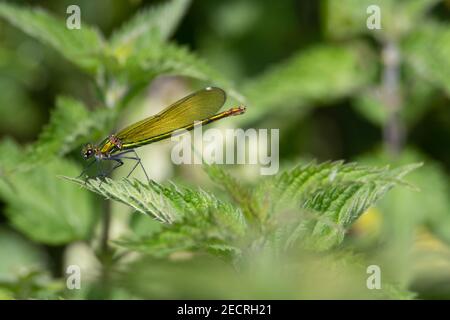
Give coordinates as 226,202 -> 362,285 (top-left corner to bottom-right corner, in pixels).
81,144 -> 94,160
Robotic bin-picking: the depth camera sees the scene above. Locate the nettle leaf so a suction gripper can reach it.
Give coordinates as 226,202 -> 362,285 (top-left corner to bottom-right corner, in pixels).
405,22 -> 450,96
64,177 -> 247,257
241,45 -> 373,124
110,0 -> 191,54
0,2 -> 104,74
0,141 -> 97,245
252,161 -> 376,216
63,162 -> 419,254
359,148 -> 450,247
64,178 -> 177,223
24,96 -> 115,169
203,164 -> 257,221
109,38 -> 244,103
278,162 -> 418,204
251,162 -> 421,250
116,217 -> 243,259
103,0 -> 243,103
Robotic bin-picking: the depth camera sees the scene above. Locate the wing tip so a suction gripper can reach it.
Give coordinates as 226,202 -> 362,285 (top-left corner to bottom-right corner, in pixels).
205,86 -> 225,93
204,86 -> 226,104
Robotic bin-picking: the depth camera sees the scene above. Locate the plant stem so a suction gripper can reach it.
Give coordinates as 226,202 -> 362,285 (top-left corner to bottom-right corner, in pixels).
381,40 -> 404,156
100,198 -> 111,255
98,79 -> 119,256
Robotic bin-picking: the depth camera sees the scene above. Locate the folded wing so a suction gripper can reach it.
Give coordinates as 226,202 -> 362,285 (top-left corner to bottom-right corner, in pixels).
116,87 -> 226,144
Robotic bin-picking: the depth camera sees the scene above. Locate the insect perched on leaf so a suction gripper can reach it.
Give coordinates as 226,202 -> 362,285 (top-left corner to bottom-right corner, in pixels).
79,87 -> 246,181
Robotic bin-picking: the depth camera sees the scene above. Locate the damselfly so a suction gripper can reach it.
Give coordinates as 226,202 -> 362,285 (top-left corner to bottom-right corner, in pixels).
79,87 -> 246,181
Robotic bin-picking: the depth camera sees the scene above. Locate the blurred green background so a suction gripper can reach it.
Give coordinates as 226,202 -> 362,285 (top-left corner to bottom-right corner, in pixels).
0,0 -> 449,299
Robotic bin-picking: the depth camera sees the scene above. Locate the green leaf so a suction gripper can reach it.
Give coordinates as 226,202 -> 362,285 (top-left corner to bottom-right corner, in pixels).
0,141 -> 97,244
106,0 -> 243,104
108,39 -> 244,103
117,215 -> 243,259
360,148 -> 450,245
63,161 -> 419,254
203,164 -> 256,221
110,0 -> 191,52
35,96 -> 112,154
356,148 -> 450,288
19,96 -> 115,171
0,227 -> 46,282
0,268 -> 64,300
271,161 -> 418,208
405,22 -> 450,96
0,2 -> 104,74
63,177 -> 177,224
64,177 -> 247,257
101,1 -> 242,103
252,161 -> 421,250
241,45 -> 374,124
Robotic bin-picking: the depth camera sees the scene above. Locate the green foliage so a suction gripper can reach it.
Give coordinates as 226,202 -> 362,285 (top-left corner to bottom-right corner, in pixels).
0,268 -> 64,300
323,0 -> 449,132
356,149 -> 450,288
64,178 -> 177,224
204,164 -> 256,221
241,45 -> 374,124
111,40 -> 242,102
115,251 -> 415,299
0,228 -> 65,299
0,228 -> 46,282
66,162 -> 419,256
360,149 -> 450,243
109,0 -> 191,48
323,0 -> 440,40
0,0 -> 243,171
0,140 -> 97,244
405,22 -> 450,96
65,177 -> 247,258
25,96 -> 115,168
0,1 -> 242,105
251,161 -> 421,250
352,76 -> 436,127
0,77 -> 43,137
0,1 -> 242,252
104,0 -> 242,104
0,2 -> 104,74
0,0 -> 447,300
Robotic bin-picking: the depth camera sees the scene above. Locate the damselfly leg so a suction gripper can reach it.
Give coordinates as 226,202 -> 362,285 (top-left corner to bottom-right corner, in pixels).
77,159 -> 96,179
102,159 -> 124,178
107,149 -> 150,182
78,149 -> 149,183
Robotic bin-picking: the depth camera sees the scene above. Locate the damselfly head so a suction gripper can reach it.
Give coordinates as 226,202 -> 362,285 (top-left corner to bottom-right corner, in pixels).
81,143 -> 95,160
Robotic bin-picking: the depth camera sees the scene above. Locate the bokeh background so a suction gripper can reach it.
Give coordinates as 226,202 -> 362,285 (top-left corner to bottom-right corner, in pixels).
0,0 -> 449,299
